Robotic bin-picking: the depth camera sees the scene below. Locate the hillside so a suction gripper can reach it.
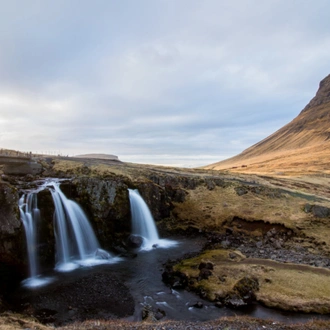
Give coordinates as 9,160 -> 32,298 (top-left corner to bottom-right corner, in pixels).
204,74 -> 330,175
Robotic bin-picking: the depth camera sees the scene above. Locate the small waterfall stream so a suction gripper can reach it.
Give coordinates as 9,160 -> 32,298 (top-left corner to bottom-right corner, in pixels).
19,191 -> 53,287
49,181 -> 112,272
128,188 -> 177,250
19,193 -> 39,279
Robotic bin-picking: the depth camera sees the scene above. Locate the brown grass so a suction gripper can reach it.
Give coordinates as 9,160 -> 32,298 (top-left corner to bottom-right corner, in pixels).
174,249 -> 330,313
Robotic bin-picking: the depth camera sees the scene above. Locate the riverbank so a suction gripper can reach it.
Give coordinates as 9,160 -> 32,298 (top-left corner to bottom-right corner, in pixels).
2,313 -> 330,330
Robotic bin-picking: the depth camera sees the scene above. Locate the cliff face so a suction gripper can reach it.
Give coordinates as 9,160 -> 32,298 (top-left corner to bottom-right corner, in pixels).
302,74 -> 330,112
0,183 -> 24,265
204,74 -> 330,174
0,170 -> 190,274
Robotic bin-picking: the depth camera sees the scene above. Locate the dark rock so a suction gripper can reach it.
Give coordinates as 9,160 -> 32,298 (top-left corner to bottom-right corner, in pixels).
127,235 -> 144,248
235,187 -> 248,196
304,203 -> 312,213
198,261 -> 214,270
192,301 -> 203,308
232,276 -> 259,304
219,275 -> 227,282
274,240 -> 282,249
206,180 -> 215,190
199,268 -> 212,280
155,309 -> 166,320
215,301 -> 223,308
312,205 -> 330,218
256,241 -> 263,248
226,228 -> 233,235
162,266 -> 188,289
225,296 -> 247,308
221,240 -> 230,248
0,182 -> 25,267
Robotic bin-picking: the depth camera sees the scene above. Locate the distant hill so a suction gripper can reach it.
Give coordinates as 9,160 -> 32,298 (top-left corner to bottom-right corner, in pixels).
204,74 -> 330,175
75,153 -> 119,161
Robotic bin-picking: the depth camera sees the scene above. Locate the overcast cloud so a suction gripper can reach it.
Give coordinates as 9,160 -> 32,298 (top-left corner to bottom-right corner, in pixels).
0,0 -> 329,167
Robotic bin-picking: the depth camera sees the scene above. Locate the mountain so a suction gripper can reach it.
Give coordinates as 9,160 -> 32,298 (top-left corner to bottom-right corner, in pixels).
204,74 -> 330,175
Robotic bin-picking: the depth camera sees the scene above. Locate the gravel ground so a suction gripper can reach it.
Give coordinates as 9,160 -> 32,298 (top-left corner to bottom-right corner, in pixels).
10,270 -> 134,326
58,317 -> 330,330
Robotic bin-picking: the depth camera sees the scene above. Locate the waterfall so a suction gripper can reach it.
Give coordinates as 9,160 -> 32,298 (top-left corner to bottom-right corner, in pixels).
48,181 -> 112,271
19,193 -> 39,279
19,192 -> 53,287
19,179 -> 117,287
128,188 -> 177,250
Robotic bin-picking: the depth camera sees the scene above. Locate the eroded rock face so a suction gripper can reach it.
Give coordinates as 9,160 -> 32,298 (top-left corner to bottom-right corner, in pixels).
70,177 -> 131,250
0,182 -> 23,265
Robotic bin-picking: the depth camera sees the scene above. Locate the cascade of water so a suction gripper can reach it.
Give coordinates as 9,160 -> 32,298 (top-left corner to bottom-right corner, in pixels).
128,188 -> 178,250
128,189 -> 159,246
19,193 -> 39,279
48,181 -> 110,271
19,192 -> 53,287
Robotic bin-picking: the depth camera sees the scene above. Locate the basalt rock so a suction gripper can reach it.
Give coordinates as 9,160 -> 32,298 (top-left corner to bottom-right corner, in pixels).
127,234 -> 144,248
0,182 -> 24,265
304,203 -> 330,218
162,265 -> 188,289
71,177 -> 131,250
224,276 -> 259,307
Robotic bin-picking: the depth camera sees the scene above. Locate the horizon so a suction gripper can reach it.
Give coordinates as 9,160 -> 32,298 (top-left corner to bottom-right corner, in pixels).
1,1 -> 329,167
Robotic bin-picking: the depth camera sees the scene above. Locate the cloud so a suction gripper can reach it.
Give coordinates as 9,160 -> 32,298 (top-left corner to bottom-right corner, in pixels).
0,0 -> 329,166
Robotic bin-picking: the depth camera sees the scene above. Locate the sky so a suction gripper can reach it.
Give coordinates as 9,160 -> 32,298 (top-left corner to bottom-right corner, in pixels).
0,0 -> 329,167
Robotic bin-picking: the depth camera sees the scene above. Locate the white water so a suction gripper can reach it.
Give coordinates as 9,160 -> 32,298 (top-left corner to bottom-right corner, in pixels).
19,180 -> 119,288
19,193 -> 54,288
48,181 -> 117,271
128,189 -> 177,250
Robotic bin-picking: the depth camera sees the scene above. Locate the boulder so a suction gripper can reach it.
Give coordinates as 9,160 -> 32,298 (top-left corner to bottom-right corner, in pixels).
127,235 -> 144,248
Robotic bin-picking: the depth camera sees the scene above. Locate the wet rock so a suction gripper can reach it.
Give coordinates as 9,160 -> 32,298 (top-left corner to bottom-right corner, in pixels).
95,248 -> 111,259
162,266 -> 188,289
0,182 -> 25,267
127,235 -> 144,248
214,301 -> 223,308
191,301 -> 203,308
154,309 -> 166,320
225,296 -> 247,308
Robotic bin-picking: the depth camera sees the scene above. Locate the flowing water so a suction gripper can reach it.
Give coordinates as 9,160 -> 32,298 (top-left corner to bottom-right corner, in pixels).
17,182 -> 330,324
48,181 -> 115,272
19,179 -> 117,287
14,236 -> 330,324
128,188 -> 177,250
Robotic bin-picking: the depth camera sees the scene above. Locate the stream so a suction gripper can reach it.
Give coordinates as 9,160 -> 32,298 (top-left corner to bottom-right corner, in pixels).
11,236 -> 330,325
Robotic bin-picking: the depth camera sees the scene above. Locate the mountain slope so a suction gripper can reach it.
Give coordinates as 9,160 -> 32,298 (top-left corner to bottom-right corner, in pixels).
204,74 -> 330,175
